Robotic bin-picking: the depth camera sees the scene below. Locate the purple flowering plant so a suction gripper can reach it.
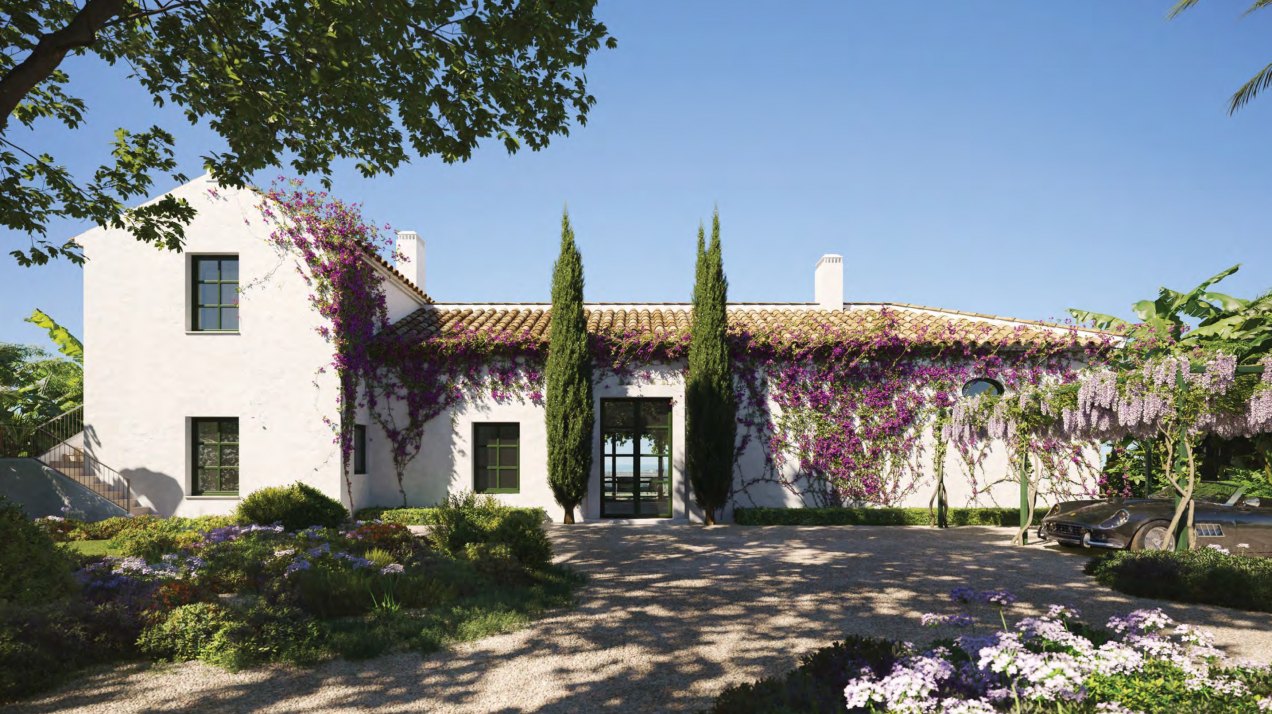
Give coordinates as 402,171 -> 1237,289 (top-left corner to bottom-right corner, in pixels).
845,588 -> 1272,712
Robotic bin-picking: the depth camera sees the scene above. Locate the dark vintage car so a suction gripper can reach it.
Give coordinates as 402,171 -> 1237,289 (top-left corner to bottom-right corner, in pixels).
1038,481 -> 1272,554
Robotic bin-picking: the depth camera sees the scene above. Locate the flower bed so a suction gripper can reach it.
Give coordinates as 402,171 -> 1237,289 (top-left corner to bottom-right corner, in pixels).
3,496 -> 577,704
1086,546 -> 1272,613
708,587 -> 1272,713
734,507 -> 1051,527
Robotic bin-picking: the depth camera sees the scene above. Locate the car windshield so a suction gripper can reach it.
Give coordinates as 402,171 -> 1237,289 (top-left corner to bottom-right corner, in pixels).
1149,481 -> 1242,505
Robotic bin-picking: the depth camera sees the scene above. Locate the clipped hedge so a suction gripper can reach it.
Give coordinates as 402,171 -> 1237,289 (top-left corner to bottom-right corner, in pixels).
1085,547 -> 1272,613
237,483 -> 347,531
733,506 -> 1051,527
355,505 -> 548,527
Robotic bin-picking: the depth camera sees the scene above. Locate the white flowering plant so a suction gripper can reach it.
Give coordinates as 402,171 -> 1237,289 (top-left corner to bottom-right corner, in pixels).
839,588 -> 1272,713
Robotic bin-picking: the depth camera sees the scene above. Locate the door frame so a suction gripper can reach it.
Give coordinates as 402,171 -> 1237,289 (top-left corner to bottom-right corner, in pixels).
598,397 -> 674,519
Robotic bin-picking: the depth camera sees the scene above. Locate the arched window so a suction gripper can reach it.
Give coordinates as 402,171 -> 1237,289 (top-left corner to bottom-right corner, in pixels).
961,378 -> 1005,398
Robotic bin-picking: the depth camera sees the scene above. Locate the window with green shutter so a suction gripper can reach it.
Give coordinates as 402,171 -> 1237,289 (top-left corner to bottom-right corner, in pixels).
473,423 -> 519,494
192,256 -> 239,331
193,418 -> 239,495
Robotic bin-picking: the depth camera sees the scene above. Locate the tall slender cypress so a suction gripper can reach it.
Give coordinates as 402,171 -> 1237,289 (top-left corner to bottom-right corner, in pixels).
686,210 -> 737,524
545,210 -> 593,523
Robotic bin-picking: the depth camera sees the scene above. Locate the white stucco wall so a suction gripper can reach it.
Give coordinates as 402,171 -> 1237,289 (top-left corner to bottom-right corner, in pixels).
355,358 -> 1088,522
82,176 -> 427,516
359,364 -> 691,522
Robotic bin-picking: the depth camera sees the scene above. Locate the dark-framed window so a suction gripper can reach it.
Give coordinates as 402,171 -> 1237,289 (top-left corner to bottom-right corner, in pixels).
193,418 -> 239,495
353,425 -> 367,475
474,423 -> 519,494
192,256 -> 239,331
961,378 -> 1005,398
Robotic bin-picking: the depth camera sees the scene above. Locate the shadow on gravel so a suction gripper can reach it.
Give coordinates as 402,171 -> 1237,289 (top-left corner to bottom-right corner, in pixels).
8,525 -> 1269,714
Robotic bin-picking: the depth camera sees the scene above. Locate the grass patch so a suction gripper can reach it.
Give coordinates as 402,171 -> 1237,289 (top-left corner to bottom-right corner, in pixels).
734,506 -> 1050,527
1085,547 -> 1272,612
60,540 -> 120,557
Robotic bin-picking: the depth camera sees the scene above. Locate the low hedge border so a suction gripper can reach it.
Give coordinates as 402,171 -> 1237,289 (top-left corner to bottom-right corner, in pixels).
733,506 -> 1051,527
1085,547 -> 1272,613
355,506 -> 548,526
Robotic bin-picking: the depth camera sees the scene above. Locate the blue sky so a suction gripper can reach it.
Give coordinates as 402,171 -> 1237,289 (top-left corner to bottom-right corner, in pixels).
3,1 -> 1271,348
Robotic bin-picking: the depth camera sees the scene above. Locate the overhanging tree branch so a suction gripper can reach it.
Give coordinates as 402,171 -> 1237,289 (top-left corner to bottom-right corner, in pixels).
0,0 -> 127,128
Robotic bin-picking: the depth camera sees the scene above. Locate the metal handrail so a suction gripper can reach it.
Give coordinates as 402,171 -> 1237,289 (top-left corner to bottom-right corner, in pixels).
30,405 -> 84,455
36,440 -> 133,512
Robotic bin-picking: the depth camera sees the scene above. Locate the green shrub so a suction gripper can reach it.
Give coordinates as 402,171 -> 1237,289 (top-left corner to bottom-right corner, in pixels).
1086,547 -> 1272,612
197,536 -> 284,593
0,601 -> 138,703
429,492 -> 551,568
0,498 -> 76,605
137,601 -> 322,670
109,520 -> 184,561
80,515 -> 136,541
137,602 -> 234,662
733,506 -> 1051,527
463,542 -> 528,584
237,482 -> 347,531
107,515 -> 242,562
291,563 -> 375,618
355,507 -> 442,526
707,635 -> 908,713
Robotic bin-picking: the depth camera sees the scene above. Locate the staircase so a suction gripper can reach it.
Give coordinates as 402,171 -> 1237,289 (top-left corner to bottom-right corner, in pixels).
28,407 -> 154,517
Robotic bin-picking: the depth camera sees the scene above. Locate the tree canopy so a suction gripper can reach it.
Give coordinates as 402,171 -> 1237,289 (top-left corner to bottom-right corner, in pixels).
0,0 -> 616,265
0,309 -> 83,455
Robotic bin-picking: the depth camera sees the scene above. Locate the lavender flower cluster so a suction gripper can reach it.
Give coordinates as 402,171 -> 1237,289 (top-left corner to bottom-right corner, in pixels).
203,524 -> 286,544
948,352 -> 1272,449
844,588 -> 1270,713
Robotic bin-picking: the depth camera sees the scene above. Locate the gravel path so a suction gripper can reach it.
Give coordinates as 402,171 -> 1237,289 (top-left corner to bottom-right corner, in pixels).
10,525 -> 1272,713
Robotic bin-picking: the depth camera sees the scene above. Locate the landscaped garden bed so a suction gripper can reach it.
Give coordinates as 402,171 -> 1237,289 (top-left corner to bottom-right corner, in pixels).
734,507 -> 1050,527
0,488 -> 579,704
1086,546 -> 1272,613
707,587 -> 1272,713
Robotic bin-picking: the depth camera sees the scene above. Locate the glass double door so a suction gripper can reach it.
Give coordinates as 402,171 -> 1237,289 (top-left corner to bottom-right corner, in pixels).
600,398 -> 673,518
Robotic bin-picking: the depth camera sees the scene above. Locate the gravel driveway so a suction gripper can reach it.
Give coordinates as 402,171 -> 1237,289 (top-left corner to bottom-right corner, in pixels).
9,525 -> 1272,713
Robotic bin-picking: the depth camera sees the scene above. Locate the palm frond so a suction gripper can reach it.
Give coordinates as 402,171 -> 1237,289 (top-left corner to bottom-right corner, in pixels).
1229,62 -> 1272,114
1245,0 -> 1272,15
1168,0 -> 1203,19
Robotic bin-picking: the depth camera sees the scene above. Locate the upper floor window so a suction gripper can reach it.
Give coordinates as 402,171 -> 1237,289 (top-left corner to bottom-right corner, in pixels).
192,256 -> 239,331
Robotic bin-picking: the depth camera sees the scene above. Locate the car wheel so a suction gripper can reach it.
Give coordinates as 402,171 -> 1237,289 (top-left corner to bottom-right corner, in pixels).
1131,522 -> 1171,551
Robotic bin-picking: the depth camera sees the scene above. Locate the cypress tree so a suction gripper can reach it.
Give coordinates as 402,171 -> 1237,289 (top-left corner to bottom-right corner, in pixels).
545,210 -> 593,524
686,210 -> 737,524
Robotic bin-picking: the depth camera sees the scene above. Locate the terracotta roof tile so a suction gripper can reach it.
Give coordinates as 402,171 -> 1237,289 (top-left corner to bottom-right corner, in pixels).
385,303 -> 1105,349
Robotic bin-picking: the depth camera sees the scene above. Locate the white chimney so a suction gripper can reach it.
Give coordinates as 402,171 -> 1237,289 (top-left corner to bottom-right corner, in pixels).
395,230 -> 425,291
814,254 -> 843,310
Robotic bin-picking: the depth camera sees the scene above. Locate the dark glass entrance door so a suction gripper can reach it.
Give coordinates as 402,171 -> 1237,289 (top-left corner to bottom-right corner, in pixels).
600,398 -> 673,518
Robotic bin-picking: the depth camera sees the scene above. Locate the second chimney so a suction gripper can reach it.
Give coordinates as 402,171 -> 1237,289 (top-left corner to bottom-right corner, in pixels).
814,254 -> 843,310
395,230 -> 426,292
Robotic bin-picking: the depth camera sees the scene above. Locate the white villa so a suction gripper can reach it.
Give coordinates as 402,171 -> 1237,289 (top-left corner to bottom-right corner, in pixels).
76,176 -> 1102,522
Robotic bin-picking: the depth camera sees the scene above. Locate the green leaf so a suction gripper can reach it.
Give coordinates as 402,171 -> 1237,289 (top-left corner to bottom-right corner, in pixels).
24,309 -> 83,364
1067,309 -> 1129,330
